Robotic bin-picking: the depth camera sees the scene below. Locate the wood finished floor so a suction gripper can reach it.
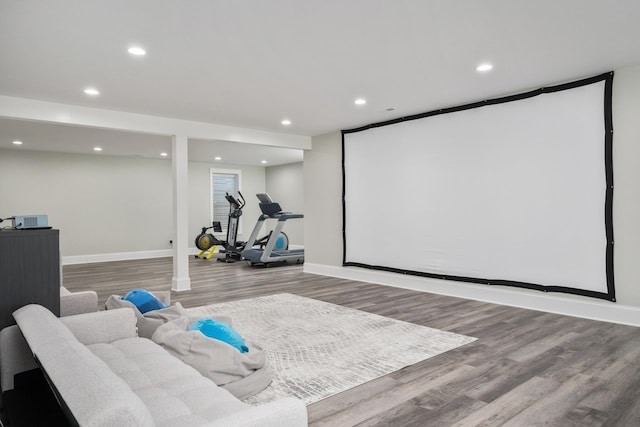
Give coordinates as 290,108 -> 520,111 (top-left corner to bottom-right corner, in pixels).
63,257 -> 640,427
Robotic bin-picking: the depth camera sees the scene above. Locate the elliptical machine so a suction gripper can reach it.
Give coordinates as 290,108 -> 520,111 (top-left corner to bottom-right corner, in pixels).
194,191 -> 246,263
219,192 -> 245,262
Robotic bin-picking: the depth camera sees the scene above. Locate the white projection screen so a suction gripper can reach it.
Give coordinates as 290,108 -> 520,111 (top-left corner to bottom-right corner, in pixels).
343,73 -> 614,301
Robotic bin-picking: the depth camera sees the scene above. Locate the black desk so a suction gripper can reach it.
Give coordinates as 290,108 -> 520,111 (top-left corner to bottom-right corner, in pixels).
0,229 -> 60,330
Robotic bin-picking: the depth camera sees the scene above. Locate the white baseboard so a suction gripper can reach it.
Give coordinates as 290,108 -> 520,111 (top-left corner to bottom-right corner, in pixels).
304,263 -> 640,327
62,245 -> 303,265
62,248 -> 199,265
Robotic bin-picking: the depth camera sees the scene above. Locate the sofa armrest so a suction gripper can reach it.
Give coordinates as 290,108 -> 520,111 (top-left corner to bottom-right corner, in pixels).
0,326 -> 38,393
60,287 -> 98,316
206,397 -> 307,427
60,308 -> 138,345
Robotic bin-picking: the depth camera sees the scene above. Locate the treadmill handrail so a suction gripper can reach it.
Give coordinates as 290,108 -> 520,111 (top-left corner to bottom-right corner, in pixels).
277,213 -> 303,220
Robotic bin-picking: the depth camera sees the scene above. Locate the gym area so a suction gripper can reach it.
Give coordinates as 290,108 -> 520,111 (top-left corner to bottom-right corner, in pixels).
194,193 -> 304,267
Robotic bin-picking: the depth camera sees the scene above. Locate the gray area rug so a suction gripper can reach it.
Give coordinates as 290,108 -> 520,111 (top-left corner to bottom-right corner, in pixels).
186,293 -> 477,405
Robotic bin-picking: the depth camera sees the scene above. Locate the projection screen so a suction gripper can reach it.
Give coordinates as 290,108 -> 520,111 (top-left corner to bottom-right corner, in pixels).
342,73 -> 614,301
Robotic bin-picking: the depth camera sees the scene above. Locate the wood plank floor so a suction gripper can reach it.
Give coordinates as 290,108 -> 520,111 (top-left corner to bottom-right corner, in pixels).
63,257 -> 640,427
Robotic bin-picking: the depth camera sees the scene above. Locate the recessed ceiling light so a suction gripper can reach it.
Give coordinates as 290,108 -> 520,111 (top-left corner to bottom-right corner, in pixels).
160,152 -> 168,157
281,119 -> 292,126
214,156 -> 222,161
354,98 -> 367,105
128,46 -> 146,56
93,147 -> 102,152
12,140 -> 23,145
476,63 -> 493,72
261,160 -> 268,164
84,88 -> 100,96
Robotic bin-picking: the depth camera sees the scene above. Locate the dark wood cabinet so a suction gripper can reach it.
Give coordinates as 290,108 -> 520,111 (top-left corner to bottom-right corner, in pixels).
0,229 -> 60,330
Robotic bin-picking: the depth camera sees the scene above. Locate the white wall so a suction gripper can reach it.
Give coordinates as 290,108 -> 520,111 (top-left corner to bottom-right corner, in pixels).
0,149 -> 278,260
610,65 -> 640,307
265,162 -> 304,246
303,64 -> 640,320
0,149 -> 173,257
303,134 -> 343,265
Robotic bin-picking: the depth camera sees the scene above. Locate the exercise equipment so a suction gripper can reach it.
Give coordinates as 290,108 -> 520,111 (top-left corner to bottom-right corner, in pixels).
194,192 -> 246,262
194,192 -> 296,264
242,193 -> 304,266
194,221 -> 223,259
219,192 -> 245,262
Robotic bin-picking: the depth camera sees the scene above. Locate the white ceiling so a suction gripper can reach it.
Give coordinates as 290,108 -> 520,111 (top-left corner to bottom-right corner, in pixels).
1,1 -> 640,164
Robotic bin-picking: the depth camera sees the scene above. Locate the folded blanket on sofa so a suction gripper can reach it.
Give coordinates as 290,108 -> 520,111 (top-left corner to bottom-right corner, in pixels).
152,316 -> 273,399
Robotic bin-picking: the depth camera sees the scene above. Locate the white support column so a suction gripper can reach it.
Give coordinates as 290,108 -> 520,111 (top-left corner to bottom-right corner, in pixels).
171,134 -> 191,291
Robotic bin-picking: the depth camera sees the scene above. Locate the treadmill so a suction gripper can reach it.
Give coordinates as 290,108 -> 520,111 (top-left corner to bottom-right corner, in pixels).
242,193 -> 304,266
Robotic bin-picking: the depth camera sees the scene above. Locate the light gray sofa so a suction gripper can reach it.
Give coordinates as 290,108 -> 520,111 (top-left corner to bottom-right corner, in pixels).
0,304 -> 307,427
60,285 -> 99,316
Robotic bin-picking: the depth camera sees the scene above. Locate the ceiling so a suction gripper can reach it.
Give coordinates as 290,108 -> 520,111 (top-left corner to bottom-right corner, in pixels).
0,117 -> 303,166
1,1 -> 640,164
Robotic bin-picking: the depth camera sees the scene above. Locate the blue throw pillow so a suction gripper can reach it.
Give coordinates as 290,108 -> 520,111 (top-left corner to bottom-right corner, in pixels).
122,289 -> 167,314
189,318 -> 249,353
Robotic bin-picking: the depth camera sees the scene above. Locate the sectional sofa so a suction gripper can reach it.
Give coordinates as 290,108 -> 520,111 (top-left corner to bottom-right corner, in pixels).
0,304 -> 307,426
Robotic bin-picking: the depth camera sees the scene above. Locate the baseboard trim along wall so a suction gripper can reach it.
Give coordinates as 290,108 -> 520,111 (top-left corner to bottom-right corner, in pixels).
62,246 -> 303,265
63,249 -> 187,265
304,263 -> 640,327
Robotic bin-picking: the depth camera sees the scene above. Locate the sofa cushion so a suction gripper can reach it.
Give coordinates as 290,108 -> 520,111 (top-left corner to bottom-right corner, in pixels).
61,307 -> 138,345
87,337 -> 250,426
36,338 -> 156,426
